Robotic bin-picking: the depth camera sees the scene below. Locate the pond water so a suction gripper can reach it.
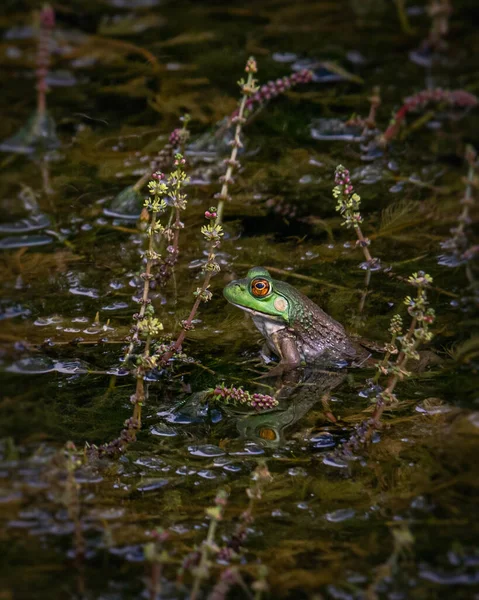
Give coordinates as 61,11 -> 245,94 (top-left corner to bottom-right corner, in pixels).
0,1 -> 478,598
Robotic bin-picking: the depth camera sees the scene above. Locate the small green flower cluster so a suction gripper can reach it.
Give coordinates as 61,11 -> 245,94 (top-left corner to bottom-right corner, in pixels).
333,165 -> 364,230
376,271 -> 435,403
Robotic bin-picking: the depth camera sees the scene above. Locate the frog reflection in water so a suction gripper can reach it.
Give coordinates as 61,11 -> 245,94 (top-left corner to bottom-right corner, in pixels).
223,267 -> 369,372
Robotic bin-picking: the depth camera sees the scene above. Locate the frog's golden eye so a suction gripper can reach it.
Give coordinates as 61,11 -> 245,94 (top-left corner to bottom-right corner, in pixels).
251,278 -> 270,297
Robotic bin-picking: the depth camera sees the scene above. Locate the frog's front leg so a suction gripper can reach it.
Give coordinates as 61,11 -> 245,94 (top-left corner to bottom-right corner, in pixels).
278,335 -> 302,369
263,332 -> 302,376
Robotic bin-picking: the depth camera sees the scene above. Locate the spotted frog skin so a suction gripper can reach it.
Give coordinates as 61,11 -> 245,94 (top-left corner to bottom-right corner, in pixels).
223,267 -> 365,369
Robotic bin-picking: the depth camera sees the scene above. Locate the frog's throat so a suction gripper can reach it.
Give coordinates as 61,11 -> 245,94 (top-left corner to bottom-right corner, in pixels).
229,302 -> 287,323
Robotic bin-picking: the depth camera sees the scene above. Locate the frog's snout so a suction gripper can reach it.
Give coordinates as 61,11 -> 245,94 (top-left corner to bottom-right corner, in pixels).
223,281 -> 242,301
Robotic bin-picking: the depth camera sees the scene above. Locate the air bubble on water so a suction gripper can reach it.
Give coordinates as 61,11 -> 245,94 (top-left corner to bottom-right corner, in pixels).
188,445 -> 225,458
136,478 -> 169,492
54,360 -> 90,374
310,434 -> 336,448
176,466 -> 196,476
0,214 -> 50,234
0,235 -> 53,249
310,118 -> 363,142
272,52 -> 297,63
0,303 -> 30,320
213,456 -> 231,467
223,464 -> 241,473
34,315 -> 63,327
197,469 -> 217,480
325,508 -> 356,522
6,356 -> 55,374
101,302 -> 129,311
69,287 -> 100,299
150,423 -> 178,437
165,412 -> 200,425
322,455 -> 348,469
134,456 -> 164,470
288,467 -> 308,477
389,182 -> 404,193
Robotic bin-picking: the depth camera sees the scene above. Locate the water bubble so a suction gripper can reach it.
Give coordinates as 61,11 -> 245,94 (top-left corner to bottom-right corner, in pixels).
188,445 -> 225,458
310,433 -> 336,449
223,464 -> 241,473
0,234 -> 53,249
6,356 -> 55,374
34,315 -> 63,327
54,360 -> 90,374
0,214 -> 50,234
310,118 -> 363,142
176,466 -> 196,476
150,424 -> 178,437
325,508 -> 356,522
136,479 -> 168,492
134,457 -> 164,469
197,469 -> 217,479
69,287 -> 100,299
0,303 -> 30,320
272,52 -> 297,63
102,302 -> 129,311
322,455 -> 348,469
288,467 -> 308,477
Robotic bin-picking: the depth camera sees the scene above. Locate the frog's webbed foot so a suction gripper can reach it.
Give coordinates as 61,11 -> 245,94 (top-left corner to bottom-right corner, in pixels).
257,363 -> 304,386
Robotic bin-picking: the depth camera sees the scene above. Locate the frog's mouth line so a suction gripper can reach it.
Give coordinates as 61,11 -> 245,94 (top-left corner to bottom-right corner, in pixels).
229,302 -> 284,321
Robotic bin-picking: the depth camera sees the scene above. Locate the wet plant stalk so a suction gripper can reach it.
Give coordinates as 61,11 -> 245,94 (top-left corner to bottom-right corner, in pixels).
36,5 -> 55,117
159,58 -> 258,363
216,60 -> 258,223
190,490 -> 227,600
372,273 -> 435,429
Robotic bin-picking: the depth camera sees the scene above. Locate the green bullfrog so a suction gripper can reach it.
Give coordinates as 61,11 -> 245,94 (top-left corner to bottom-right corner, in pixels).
224,267 -> 368,370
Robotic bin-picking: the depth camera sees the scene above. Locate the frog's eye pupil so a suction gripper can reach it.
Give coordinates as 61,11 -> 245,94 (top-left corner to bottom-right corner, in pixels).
251,278 -> 270,297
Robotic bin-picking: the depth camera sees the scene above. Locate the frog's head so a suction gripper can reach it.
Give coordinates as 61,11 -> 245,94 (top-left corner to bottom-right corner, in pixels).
223,267 -> 290,322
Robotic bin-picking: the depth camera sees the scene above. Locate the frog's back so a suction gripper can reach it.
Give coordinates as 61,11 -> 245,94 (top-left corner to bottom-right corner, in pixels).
275,280 -> 362,362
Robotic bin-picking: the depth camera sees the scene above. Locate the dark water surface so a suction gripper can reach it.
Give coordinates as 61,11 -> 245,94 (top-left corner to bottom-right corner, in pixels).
0,0 -> 478,598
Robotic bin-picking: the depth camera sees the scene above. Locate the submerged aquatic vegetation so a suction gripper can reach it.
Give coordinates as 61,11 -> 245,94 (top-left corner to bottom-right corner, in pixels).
0,4 -> 59,155
439,144 -> 478,303
378,88 -> 478,146
106,118 -> 191,220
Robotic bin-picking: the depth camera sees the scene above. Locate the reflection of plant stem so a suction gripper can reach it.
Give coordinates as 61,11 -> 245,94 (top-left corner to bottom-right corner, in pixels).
190,517 -> 218,600
394,0 -> 415,35
358,268 -> 371,314
36,5 -> 55,117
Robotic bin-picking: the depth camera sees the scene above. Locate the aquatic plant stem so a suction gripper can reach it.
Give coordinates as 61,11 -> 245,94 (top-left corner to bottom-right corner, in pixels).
379,89 -> 478,146
216,60 -> 258,224
190,490 -> 227,600
158,58 -> 258,364
36,5 -> 55,117
190,518 -> 218,600
456,147 -> 476,241
126,211 -> 158,358
370,274 -> 435,430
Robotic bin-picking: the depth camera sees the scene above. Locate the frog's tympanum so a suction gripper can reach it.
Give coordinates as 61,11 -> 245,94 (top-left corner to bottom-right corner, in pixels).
224,267 -> 366,370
